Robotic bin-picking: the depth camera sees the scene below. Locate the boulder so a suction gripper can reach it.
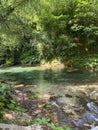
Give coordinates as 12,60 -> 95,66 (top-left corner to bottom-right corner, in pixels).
89,89 -> 98,103
0,123 -> 43,130
4,111 -> 32,126
87,102 -> 98,115
56,96 -> 78,107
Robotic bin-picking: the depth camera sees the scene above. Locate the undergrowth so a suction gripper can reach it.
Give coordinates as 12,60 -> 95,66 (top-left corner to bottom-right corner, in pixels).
0,83 -> 26,122
33,118 -> 72,130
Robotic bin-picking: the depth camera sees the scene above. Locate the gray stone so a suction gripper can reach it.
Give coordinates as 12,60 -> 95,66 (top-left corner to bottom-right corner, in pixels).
0,124 -> 43,130
87,102 -> 98,115
89,89 -> 98,103
75,112 -> 98,128
56,96 -> 78,107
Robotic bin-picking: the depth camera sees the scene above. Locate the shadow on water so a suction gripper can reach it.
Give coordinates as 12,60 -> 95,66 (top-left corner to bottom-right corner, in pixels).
0,67 -> 97,96
0,66 -> 97,84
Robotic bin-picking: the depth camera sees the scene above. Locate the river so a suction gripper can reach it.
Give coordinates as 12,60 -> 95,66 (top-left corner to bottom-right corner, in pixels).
0,66 -> 97,98
0,66 -> 98,129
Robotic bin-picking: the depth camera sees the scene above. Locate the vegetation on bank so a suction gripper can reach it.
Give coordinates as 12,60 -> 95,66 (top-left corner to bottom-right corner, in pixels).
0,83 -> 72,130
0,1 -> 98,129
33,118 -> 72,130
0,0 -> 98,70
0,83 -> 25,122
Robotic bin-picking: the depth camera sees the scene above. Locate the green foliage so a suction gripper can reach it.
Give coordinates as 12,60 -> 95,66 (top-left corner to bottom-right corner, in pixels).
39,0 -> 98,64
42,103 -> 52,110
5,58 -> 14,66
33,118 -> 72,130
83,55 -> 98,70
0,83 -> 26,121
64,54 -> 98,71
0,0 -> 98,67
20,45 -> 41,65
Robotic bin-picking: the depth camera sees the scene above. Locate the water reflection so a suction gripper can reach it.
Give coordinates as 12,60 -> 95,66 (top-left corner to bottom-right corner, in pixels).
0,66 -> 98,96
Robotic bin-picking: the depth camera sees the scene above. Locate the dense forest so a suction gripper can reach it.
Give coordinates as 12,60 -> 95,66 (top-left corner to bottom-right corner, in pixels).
0,0 -> 98,69
1,1 -> 98,130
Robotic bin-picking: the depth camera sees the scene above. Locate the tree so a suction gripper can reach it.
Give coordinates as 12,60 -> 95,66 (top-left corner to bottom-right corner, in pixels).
0,0 -> 98,67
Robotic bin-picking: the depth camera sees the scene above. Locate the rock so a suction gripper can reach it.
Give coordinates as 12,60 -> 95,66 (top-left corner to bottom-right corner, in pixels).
87,102 -> 98,115
14,112 -> 32,126
4,111 -> 32,126
90,126 -> 98,130
89,89 -> 98,103
75,118 -> 85,127
56,96 -> 78,107
26,124 -> 43,130
0,123 -> 43,130
50,101 -> 60,108
75,112 -> 98,129
75,112 -> 96,127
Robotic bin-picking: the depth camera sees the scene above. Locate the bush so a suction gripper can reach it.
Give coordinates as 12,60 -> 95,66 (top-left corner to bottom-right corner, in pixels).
5,58 -> 14,66
20,55 -> 40,65
0,83 -> 25,122
20,45 -> 41,65
64,54 -> 98,71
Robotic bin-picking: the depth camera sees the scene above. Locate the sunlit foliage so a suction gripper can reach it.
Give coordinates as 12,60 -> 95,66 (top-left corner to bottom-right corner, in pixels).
0,0 -> 98,67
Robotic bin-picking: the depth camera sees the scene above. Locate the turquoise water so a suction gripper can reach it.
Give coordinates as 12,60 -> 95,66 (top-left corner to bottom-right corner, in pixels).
0,66 -> 97,97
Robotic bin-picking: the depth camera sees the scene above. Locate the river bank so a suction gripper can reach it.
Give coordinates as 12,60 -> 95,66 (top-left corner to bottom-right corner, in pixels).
2,82 -> 98,130
0,66 -> 98,129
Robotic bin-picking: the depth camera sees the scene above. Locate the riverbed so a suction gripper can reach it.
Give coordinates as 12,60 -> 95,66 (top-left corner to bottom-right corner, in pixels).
0,66 -> 98,129
0,66 -> 98,98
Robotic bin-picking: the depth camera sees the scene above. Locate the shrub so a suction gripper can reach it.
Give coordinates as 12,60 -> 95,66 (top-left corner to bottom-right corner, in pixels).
0,83 -> 25,122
